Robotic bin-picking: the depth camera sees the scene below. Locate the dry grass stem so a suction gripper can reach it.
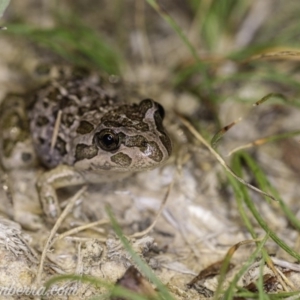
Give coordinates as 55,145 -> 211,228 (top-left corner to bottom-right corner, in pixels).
177,113 -> 276,201
264,256 -> 289,292
246,49 -> 300,62
276,267 -> 294,290
50,109 -> 62,153
36,186 -> 87,285
51,219 -> 109,246
227,138 -> 267,156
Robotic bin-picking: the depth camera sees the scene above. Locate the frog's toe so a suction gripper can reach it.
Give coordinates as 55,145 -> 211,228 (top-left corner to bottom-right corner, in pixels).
37,182 -> 61,222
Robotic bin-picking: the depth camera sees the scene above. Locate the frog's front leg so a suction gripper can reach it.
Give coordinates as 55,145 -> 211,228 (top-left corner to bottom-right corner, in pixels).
36,165 -> 86,221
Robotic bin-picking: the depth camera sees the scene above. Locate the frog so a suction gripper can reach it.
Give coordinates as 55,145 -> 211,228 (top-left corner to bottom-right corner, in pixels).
0,72 -> 172,222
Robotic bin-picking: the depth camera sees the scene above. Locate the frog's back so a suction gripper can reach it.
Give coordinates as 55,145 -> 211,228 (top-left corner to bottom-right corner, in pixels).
29,75 -> 118,168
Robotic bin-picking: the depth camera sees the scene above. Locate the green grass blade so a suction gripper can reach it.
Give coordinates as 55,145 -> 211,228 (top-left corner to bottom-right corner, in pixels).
145,0 -> 215,95
7,23 -> 122,75
227,172 -> 257,237
0,0 -> 10,18
145,0 -> 201,65
239,152 -> 300,231
223,234 -> 269,299
258,258 -> 270,300
44,273 -> 154,300
232,152 -> 300,261
106,205 -> 174,300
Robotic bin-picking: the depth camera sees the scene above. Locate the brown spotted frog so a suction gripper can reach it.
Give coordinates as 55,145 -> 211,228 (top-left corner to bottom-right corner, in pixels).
0,73 -> 172,222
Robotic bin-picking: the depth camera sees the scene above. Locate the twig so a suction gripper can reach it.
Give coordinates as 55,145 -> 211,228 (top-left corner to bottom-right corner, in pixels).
130,177 -> 174,238
50,219 -> 109,247
50,110 -> 62,153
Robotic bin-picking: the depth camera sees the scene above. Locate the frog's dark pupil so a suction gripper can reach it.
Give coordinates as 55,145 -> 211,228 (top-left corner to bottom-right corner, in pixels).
103,134 -> 114,145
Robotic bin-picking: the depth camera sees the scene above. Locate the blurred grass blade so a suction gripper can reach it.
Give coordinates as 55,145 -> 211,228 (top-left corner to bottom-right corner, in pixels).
7,23 -> 122,75
106,205 -> 174,300
214,237 -> 267,300
146,0 -> 201,64
45,274 -> 111,290
231,152 -> 300,261
178,113 -> 276,201
228,130 -> 300,156
45,274 -> 150,300
0,0 -> 10,18
223,234 -> 269,299
211,118 -> 242,149
145,0 -> 214,94
254,93 -> 288,106
230,153 -> 291,292
211,90 -> 300,154
239,152 -> 300,231
245,49 -> 300,63
258,258 -> 269,300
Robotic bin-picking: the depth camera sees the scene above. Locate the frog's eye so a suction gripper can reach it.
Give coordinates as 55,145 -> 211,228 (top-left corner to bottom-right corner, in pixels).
94,129 -> 120,151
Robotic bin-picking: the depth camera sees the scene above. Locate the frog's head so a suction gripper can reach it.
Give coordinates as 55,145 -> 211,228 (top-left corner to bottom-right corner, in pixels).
73,99 -> 172,178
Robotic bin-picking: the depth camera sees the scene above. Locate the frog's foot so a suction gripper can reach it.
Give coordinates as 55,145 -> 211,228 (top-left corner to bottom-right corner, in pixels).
36,165 -> 86,222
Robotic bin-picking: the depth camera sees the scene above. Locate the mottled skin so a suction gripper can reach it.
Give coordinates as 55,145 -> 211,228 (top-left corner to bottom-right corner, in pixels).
0,74 -> 172,221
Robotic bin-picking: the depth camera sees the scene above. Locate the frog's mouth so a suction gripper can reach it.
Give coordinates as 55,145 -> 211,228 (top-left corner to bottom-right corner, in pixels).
78,167 -> 132,184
